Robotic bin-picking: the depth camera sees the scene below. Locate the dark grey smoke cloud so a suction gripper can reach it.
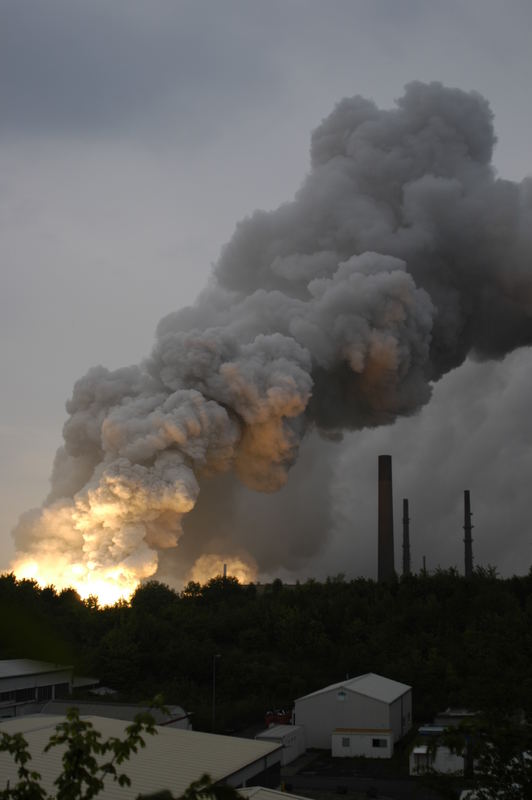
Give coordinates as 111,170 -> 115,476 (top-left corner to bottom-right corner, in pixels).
317,347 -> 532,580
11,82 -> 532,596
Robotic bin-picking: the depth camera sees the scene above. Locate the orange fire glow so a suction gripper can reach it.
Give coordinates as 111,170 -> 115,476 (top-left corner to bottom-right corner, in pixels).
12,557 -> 140,607
187,553 -> 258,585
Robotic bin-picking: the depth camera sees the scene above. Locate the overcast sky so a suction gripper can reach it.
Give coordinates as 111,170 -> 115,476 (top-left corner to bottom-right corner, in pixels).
2,0 -> 532,582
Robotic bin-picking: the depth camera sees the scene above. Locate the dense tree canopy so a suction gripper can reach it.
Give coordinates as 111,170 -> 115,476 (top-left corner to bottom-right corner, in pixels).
1,569 -> 532,731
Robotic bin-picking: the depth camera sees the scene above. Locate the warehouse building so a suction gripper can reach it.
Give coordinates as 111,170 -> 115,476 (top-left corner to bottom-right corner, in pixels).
294,672 -> 412,756
0,660 -> 73,718
41,699 -> 192,729
0,714 -> 281,800
255,724 -> 305,765
0,715 -> 282,796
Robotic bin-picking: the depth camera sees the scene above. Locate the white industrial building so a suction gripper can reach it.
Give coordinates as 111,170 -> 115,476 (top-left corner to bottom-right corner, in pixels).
294,672 -> 412,757
410,726 -> 466,775
0,660 -> 73,718
0,715 -> 283,796
410,741 -> 466,775
255,724 -> 305,765
409,713 -> 479,776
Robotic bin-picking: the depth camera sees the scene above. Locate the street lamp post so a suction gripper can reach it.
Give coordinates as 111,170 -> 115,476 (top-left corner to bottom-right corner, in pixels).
212,653 -> 221,732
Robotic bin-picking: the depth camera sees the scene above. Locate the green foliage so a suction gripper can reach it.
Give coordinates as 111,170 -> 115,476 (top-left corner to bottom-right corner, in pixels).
177,774 -> 243,800
0,710 -> 240,800
0,730 -> 46,800
444,713 -> 532,799
1,708 -> 156,800
2,569 -> 532,730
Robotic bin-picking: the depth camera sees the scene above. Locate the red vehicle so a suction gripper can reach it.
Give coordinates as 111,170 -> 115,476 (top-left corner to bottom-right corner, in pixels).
264,708 -> 292,727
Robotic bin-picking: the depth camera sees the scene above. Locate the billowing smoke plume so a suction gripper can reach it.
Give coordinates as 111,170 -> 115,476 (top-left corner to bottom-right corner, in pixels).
12,82 -> 532,601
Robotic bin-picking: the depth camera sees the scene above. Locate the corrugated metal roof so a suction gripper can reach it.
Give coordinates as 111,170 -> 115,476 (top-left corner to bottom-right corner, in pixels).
240,788 -> 310,800
296,673 -> 411,704
255,724 -> 301,739
0,659 -> 72,678
0,715 -> 281,799
41,700 -> 189,726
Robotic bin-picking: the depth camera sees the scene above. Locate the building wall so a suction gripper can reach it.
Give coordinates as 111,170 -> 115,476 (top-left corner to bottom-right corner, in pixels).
332,731 -> 393,758
409,745 -> 465,775
295,689 -> 389,749
225,750 -> 282,788
389,690 -> 412,741
0,669 -> 73,717
0,668 -> 72,695
256,726 -> 305,765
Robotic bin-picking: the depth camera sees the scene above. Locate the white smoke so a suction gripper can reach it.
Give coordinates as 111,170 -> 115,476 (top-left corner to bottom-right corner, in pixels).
12,82 -> 532,599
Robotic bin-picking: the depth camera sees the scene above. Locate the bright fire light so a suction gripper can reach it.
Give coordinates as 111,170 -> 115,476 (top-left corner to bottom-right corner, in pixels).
187,553 -> 258,584
13,557 -> 139,606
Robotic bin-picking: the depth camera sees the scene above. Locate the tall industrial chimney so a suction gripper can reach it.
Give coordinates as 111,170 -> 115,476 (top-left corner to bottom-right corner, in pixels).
378,455 -> 395,581
463,490 -> 474,578
402,498 -> 411,576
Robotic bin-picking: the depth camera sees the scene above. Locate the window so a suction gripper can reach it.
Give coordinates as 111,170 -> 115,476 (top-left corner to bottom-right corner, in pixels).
15,687 -> 36,702
372,738 -> 387,748
342,737 -> 350,747
37,685 -> 52,701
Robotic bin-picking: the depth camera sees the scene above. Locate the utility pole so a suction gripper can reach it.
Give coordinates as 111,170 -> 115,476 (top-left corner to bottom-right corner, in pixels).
211,654 -> 221,732
402,498 -> 411,576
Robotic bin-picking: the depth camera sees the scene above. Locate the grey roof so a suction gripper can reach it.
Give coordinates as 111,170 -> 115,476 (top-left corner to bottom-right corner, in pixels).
72,676 -> 100,689
0,715 -> 281,799
0,659 -> 72,678
240,789 -> 310,800
296,673 -> 411,704
41,699 -> 189,725
255,724 -> 301,739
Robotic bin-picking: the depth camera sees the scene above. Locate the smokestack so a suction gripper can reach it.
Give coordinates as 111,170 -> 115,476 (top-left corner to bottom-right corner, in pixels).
223,563 -> 227,579
378,455 -> 395,581
463,490 -> 474,578
12,82 -> 532,604
402,498 -> 411,576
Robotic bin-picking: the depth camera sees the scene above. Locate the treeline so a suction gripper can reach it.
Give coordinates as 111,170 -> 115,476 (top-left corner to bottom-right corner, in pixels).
1,569 -> 532,732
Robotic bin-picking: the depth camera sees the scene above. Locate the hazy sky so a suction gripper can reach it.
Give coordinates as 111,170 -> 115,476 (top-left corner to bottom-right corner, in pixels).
2,0 -> 532,582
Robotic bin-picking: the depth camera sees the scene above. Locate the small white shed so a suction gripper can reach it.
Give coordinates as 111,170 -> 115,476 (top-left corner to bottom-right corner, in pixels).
294,672 -> 412,754
255,724 -> 305,765
410,743 -> 466,775
409,724 -> 473,776
332,728 -> 393,758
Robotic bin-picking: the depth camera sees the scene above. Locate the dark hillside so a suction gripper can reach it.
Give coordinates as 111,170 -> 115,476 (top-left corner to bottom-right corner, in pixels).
1,569 -> 531,731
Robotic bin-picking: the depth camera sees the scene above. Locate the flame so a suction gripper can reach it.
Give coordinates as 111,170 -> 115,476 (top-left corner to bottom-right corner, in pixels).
187,553 -> 258,584
12,556 -> 140,606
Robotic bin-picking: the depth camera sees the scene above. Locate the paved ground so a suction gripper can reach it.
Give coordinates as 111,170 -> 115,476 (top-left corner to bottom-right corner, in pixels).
284,773 -> 443,800
236,725 -> 455,799
279,750 -> 455,800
